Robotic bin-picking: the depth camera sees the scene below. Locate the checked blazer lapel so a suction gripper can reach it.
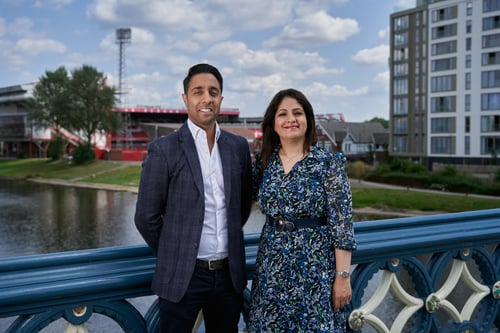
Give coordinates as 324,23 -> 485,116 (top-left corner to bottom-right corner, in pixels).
178,124 -> 204,196
218,131 -> 233,208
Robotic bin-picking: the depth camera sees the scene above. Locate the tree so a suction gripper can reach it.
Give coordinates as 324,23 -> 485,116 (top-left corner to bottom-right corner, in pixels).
29,66 -> 72,130
66,65 -> 121,148
28,65 -> 122,162
366,117 -> 389,129
29,67 -> 72,159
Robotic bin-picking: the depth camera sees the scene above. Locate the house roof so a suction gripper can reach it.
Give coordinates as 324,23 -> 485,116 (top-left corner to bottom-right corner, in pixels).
317,120 -> 388,145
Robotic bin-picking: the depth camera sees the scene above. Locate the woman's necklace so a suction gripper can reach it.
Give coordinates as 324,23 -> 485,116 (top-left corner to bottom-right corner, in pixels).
279,150 -> 304,163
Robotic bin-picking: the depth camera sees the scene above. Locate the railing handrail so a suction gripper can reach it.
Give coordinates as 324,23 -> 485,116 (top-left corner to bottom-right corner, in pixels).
1,208 -> 499,332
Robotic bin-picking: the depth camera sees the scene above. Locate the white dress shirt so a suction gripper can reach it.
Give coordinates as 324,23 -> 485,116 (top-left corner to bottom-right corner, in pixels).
187,119 -> 228,260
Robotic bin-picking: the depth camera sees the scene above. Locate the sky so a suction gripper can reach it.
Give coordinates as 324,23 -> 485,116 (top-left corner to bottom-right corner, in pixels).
0,0 -> 416,122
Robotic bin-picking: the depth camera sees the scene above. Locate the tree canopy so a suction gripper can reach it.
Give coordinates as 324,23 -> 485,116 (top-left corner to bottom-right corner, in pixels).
29,65 -> 122,147
366,117 -> 389,129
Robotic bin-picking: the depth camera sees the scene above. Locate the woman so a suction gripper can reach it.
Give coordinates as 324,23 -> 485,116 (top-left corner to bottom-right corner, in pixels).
248,88 -> 356,333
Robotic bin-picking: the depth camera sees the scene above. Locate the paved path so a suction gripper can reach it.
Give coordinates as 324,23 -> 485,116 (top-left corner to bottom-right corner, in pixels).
350,179 -> 500,200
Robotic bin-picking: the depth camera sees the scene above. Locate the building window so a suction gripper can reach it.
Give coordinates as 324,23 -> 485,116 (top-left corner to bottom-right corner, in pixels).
431,117 -> 455,133
482,33 -> 500,48
432,23 -> 457,39
482,93 -> 500,110
467,19 -> 472,33
465,72 -> 471,90
465,116 -> 471,133
393,117 -> 408,134
394,78 -> 408,95
394,98 -> 408,115
394,48 -> 408,61
466,37 -> 472,51
481,136 -> 500,154
393,136 -> 408,153
483,15 -> 500,30
432,6 -> 458,22
431,136 -> 453,154
481,69 -> 500,87
431,40 -> 457,55
431,57 -> 457,71
431,75 -> 456,92
482,51 -> 500,65
484,0 -> 500,13
393,63 -> 408,76
481,115 -> 500,131
431,96 -> 456,113
465,136 -> 470,155
465,94 -> 471,111
394,16 -> 409,31
467,2 -> 473,16
394,32 -> 408,46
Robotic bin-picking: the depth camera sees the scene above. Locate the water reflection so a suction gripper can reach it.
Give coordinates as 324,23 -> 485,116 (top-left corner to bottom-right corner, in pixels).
0,179 -> 143,258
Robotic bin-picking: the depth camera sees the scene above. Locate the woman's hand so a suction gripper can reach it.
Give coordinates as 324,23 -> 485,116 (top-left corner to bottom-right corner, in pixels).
332,274 -> 352,312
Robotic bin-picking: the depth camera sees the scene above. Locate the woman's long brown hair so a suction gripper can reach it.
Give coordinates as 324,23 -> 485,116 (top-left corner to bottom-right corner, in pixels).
259,88 -> 316,173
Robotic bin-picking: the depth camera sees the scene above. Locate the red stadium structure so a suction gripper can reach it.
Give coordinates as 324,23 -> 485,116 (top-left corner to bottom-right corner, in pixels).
97,106 -> 244,161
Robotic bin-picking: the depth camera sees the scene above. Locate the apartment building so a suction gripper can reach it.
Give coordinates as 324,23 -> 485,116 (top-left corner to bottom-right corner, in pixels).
390,0 -> 500,168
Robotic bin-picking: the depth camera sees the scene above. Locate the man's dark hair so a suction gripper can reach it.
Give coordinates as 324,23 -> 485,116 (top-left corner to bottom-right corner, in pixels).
183,63 -> 223,93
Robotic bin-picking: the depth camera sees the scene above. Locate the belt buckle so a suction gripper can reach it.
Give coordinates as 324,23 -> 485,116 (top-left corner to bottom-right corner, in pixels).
208,260 -> 217,270
275,219 -> 295,232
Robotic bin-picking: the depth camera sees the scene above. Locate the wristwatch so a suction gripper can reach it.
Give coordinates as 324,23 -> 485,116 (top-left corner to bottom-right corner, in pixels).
336,270 -> 350,278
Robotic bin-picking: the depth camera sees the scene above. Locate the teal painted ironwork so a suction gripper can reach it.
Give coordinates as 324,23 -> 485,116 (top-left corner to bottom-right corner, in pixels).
0,208 -> 499,332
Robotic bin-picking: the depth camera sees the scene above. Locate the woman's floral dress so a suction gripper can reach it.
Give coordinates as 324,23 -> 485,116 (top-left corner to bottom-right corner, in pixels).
248,144 -> 356,333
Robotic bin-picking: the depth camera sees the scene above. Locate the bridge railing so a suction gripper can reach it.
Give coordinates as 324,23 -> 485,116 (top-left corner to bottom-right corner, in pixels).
1,209 -> 499,333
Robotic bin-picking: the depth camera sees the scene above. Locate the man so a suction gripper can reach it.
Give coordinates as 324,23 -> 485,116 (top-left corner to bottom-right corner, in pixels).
135,63 -> 252,333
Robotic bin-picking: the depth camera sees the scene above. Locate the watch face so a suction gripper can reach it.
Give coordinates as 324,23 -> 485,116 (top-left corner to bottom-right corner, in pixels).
339,270 -> 350,278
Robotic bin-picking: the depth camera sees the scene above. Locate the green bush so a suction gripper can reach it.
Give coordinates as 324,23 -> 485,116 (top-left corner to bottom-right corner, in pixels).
365,163 -> 499,196
47,137 -> 66,160
440,165 -> 457,177
72,145 -> 96,165
389,158 -> 426,173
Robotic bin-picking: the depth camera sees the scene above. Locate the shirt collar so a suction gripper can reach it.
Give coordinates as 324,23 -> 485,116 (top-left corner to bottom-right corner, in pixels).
187,119 -> 221,141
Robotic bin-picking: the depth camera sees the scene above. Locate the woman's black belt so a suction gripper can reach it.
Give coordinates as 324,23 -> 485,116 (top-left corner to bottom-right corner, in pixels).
266,215 -> 327,232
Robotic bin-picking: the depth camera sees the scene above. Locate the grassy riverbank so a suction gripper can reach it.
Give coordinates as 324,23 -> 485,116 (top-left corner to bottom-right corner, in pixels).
1,158 -> 499,213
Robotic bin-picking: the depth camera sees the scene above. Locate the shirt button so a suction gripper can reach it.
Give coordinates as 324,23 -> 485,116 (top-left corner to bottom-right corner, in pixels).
194,243 -> 198,249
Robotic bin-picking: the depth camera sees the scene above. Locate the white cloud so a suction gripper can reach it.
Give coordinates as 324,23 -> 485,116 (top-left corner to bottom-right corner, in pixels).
352,44 -> 389,65
378,27 -> 390,41
204,0 -> 294,30
264,10 -> 359,48
373,70 -> 390,91
306,82 -> 368,97
35,0 -> 73,9
15,38 -> 66,55
87,0 -> 211,32
395,0 -> 415,10
8,17 -> 35,37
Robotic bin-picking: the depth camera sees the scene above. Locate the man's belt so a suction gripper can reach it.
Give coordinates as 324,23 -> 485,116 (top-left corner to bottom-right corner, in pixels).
266,215 -> 327,232
195,258 -> 229,270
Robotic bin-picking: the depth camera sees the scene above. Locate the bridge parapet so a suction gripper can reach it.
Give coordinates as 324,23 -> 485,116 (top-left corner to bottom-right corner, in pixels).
0,209 -> 499,332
